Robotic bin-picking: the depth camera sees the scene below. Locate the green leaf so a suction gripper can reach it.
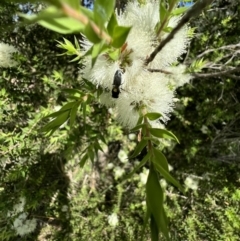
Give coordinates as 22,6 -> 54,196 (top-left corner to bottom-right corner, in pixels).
112,26 -> 131,48
107,12 -> 118,36
59,37 -> 76,53
130,123 -> 146,132
150,215 -> 159,241
152,157 -> 185,193
108,48 -> 120,61
41,110 -> 69,133
171,6 -> 188,15
94,0 -> 115,27
74,36 -> 81,50
149,128 -> 179,143
88,148 -> 95,162
129,139 -> 147,159
93,141 -> 104,153
63,89 -> 82,99
91,41 -> 107,67
159,2 -> 167,23
145,112 -> 162,121
20,6 -> 62,23
64,0 -> 80,10
84,23 -> 102,44
80,153 -> 88,167
21,6 -> 85,34
152,148 -> 169,172
122,152 -> 150,182
60,101 -> 78,111
146,167 -> 169,240
69,101 -> 80,128
79,5 -> 94,20
82,102 -> 87,124
39,18 -> 84,34
43,109 -> 69,120
163,26 -> 173,33
137,115 -> 144,125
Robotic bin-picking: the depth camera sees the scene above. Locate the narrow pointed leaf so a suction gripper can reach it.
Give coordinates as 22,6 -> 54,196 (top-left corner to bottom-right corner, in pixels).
145,112 -> 162,121
94,0 -> 115,26
152,148 -> 169,172
152,158 -> 185,193
69,101 -> 80,128
129,139 -> 147,159
112,26 -> 131,48
149,128 -> 179,143
150,215 -> 159,241
130,124 -> 146,132
137,115 -> 144,125
41,111 -> 69,132
146,167 -> 169,240
122,152 -> 150,182
80,153 -> 88,167
43,109 -> 68,119
171,7 -> 188,15
107,12 -> 118,36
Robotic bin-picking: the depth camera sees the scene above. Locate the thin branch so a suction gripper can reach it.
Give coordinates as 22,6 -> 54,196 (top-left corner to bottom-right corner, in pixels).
226,74 -> 240,80
147,68 -> 173,74
145,0 -> 215,65
196,43 -> 240,59
192,67 -> 240,78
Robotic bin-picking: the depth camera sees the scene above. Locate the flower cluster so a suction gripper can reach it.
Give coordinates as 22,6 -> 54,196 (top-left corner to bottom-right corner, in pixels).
7,197 -> 37,236
0,42 -> 18,68
82,0 -> 192,128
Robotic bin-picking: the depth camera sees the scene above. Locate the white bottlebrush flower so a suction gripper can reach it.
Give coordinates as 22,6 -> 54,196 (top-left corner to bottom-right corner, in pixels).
115,71 -> 174,128
118,149 -> 128,163
61,205 -> 68,212
7,197 -> 26,217
81,0 -> 192,128
0,42 -> 18,68
7,197 -> 37,236
108,213 -> 119,227
184,176 -> 199,190
114,166 -> 125,179
13,213 -> 37,236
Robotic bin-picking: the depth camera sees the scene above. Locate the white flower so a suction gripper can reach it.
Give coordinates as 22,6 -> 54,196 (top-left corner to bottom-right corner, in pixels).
118,149 -> 128,163
108,213 -> 119,227
61,205 -> 68,212
160,179 -> 168,188
115,71 -> 174,128
0,42 -> 18,68
13,214 -> 37,236
7,197 -> 26,217
184,176 -> 199,190
139,168 -> 149,185
114,167 -> 125,179
7,197 -> 37,236
81,0 -> 192,128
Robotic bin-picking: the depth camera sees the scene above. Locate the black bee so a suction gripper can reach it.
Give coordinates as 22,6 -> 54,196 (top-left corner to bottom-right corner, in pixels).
112,69 -> 123,98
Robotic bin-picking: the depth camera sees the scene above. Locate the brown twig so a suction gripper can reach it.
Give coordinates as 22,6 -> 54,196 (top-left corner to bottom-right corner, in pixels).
61,3 -> 112,44
147,69 -> 173,74
196,43 -> 240,59
145,0 -> 215,65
